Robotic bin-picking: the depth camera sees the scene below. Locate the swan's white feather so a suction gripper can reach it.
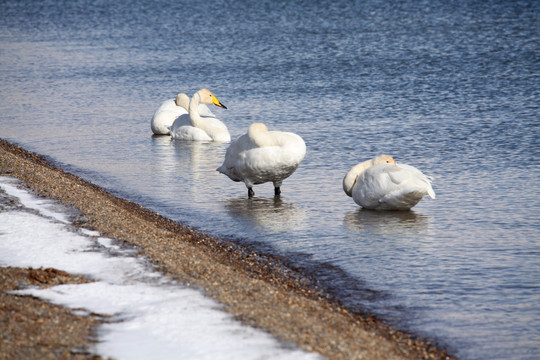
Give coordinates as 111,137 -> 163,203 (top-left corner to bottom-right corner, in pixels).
169,89 -> 230,142
169,112 -> 227,141
217,123 -> 306,195
150,99 -> 188,135
344,155 -> 435,210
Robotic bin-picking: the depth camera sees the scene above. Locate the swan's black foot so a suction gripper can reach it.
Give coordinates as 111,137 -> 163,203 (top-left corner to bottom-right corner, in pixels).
248,188 -> 254,198
274,187 -> 281,196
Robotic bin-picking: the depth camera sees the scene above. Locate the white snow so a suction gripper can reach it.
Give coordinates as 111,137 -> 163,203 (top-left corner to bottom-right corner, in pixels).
0,176 -> 323,360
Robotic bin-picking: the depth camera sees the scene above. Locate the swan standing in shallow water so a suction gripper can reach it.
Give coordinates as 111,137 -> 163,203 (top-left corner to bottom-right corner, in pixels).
343,155 -> 435,210
169,89 -> 230,142
217,122 -> 306,197
150,93 -> 191,135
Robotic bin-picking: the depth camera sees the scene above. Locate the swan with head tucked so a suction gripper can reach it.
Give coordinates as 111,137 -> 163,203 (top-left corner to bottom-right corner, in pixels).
169,88 -> 230,142
343,155 -> 435,210
217,122 -> 306,197
150,93 -> 190,135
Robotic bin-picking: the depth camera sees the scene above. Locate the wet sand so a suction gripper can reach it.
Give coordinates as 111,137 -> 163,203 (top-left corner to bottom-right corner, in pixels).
0,266 -> 105,359
0,138 -> 454,360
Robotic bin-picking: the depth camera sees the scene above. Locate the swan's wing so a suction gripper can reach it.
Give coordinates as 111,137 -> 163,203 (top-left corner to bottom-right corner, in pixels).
384,166 -> 412,186
239,147 -> 303,185
371,165 -> 435,209
200,116 -> 229,131
218,132 -> 304,186
390,164 -> 435,199
352,167 -> 391,208
169,114 -> 191,133
352,164 -> 433,210
217,134 -> 253,180
269,131 -> 307,157
171,125 -> 212,141
170,114 -> 212,141
154,99 -> 176,113
395,164 -> 433,180
155,99 -> 188,116
199,116 -> 230,142
152,99 -> 188,126
151,108 -> 187,134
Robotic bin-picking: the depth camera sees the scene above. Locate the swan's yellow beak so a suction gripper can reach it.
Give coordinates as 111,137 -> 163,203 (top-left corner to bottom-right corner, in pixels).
212,95 -> 227,109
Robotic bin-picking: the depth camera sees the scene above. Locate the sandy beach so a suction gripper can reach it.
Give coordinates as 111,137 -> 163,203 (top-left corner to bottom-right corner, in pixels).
0,138 -> 454,360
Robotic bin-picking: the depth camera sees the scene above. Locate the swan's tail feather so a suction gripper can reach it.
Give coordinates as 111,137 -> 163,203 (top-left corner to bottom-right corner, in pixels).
427,187 -> 436,199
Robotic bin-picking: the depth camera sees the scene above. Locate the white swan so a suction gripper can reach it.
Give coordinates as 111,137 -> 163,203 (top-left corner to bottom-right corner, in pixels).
217,122 -> 306,197
150,93 -> 191,135
343,155 -> 435,210
169,88 -> 230,142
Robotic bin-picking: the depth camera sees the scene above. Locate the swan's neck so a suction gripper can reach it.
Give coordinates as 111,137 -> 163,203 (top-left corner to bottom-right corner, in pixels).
248,123 -> 277,147
188,93 -> 228,141
342,159 -> 374,197
188,93 -> 203,128
188,93 -> 216,136
175,94 -> 190,111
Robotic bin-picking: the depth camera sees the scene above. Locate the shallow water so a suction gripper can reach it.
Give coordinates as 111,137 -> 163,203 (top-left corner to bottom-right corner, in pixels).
1,1 -> 539,359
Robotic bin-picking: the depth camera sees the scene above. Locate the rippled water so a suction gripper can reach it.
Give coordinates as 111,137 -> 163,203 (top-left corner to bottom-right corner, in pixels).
1,1 -> 539,359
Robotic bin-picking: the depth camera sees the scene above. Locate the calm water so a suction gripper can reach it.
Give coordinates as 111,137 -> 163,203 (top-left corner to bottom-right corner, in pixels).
1,1 -> 539,359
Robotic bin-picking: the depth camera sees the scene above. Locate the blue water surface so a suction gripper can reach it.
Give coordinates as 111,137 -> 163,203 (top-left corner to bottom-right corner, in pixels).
1,1 -> 539,359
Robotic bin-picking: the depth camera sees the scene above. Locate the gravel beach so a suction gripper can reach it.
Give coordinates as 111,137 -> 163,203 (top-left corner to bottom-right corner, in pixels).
0,138 -> 454,360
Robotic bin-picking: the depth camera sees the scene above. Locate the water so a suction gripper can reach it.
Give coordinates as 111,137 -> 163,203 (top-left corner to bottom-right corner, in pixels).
1,0 -> 539,359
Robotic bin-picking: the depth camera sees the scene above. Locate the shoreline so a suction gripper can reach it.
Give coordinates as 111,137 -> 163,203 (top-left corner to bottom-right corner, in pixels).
0,138 -> 454,360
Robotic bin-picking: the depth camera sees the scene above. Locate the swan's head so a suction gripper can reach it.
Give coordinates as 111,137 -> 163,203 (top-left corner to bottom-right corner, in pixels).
196,88 -> 227,109
248,122 -> 269,133
175,93 -> 190,110
248,123 -> 274,147
343,154 -> 396,197
373,154 -> 396,166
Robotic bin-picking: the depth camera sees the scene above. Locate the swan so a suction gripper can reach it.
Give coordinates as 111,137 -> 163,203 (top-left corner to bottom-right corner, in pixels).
150,93 -> 190,135
169,88 -> 230,142
151,92 -> 217,135
217,122 -> 306,197
343,155 -> 435,210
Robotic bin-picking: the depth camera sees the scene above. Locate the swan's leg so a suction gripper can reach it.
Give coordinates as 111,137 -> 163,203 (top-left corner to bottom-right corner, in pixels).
273,181 -> 282,197
248,187 -> 255,198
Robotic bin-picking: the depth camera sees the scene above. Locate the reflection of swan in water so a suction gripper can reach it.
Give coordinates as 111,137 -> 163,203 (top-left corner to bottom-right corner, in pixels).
224,196 -> 306,231
150,136 -> 228,202
169,140 -> 226,182
344,208 -> 431,237
151,135 -> 180,177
